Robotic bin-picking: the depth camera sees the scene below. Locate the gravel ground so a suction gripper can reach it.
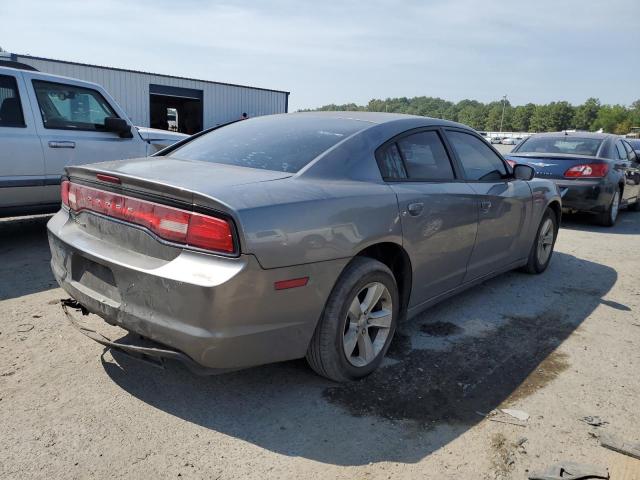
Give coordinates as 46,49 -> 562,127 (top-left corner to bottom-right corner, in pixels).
1,211 -> 639,479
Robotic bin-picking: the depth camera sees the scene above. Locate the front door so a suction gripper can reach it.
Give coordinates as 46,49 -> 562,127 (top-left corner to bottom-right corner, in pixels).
377,128 -> 478,306
0,72 -> 47,209
26,77 -> 145,204
444,129 -> 530,281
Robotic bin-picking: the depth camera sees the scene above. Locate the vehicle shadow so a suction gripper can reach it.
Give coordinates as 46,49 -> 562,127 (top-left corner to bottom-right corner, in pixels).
0,215 -> 56,301
561,211 -> 640,235
102,251 -> 616,466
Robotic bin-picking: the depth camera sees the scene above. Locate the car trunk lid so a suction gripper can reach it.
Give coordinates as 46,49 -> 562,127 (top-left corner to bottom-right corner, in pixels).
505,153 -> 608,180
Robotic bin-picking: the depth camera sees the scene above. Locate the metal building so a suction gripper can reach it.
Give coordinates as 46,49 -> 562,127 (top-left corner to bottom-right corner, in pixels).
10,53 -> 289,134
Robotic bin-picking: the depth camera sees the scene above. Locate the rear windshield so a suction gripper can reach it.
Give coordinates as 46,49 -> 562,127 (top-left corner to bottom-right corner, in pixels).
169,115 -> 370,173
516,136 -> 602,156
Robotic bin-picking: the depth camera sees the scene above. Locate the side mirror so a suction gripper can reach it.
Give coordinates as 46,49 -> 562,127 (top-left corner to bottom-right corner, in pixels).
104,117 -> 133,138
513,164 -> 535,181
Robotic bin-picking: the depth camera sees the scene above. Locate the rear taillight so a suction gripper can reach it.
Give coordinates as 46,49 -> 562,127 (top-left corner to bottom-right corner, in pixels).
61,180 -> 70,207
65,182 -> 235,254
564,163 -> 608,178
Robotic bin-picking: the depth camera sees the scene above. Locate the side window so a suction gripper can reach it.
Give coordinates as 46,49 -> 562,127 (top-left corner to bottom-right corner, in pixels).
615,141 -> 628,161
32,80 -> 118,131
446,130 -> 508,181
396,131 -> 455,180
623,141 -> 638,162
0,75 -> 26,127
377,143 -> 408,180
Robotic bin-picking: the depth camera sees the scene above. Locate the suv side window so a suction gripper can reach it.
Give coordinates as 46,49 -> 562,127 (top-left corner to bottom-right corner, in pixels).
0,75 -> 26,127
446,130 -> 508,181
377,130 -> 455,181
32,80 -> 118,131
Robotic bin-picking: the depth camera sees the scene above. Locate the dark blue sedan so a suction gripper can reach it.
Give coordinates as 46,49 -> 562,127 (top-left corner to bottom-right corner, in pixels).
505,132 -> 640,226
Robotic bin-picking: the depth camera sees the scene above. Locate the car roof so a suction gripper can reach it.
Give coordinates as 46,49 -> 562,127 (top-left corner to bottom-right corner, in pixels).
290,110 -> 469,129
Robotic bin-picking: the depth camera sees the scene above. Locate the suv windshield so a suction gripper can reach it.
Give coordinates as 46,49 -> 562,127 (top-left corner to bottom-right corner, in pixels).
169,115 -> 370,173
516,136 -> 602,156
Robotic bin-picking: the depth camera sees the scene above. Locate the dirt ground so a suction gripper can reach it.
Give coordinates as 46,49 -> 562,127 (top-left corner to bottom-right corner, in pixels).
1,211 -> 639,479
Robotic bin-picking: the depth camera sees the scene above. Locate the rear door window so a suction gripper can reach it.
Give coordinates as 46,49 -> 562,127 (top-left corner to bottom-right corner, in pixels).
615,141 -> 628,161
376,130 -> 455,181
0,75 -> 25,127
446,130 -> 508,181
397,131 -> 455,180
32,80 -> 118,131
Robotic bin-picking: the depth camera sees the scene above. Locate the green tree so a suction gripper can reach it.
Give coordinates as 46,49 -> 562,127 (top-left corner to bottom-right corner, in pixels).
573,98 -> 600,130
511,103 -> 535,132
592,105 -> 631,133
547,101 -> 575,131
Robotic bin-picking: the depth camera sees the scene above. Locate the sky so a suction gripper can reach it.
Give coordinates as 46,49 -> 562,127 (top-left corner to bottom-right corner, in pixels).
1,0 -> 639,111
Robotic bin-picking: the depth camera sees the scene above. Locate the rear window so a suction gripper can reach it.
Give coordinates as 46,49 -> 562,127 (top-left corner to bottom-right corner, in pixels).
169,115 -> 369,173
516,136 -> 602,156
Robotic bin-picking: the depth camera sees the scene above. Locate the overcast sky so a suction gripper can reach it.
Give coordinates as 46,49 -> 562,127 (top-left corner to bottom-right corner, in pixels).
2,0 -> 639,110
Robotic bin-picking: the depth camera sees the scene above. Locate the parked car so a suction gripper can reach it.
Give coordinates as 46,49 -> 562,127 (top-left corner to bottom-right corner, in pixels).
505,132 -> 640,226
490,136 -> 502,144
501,137 -> 517,145
48,112 -> 561,381
628,138 -> 640,158
0,66 -> 187,217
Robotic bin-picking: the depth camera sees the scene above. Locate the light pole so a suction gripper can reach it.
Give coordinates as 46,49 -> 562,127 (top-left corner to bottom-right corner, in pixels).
499,94 -> 507,133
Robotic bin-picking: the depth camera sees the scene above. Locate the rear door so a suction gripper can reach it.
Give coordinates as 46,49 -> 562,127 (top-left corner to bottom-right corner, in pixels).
0,71 -> 47,209
24,74 -> 146,204
378,128 -> 478,305
444,129 -> 531,281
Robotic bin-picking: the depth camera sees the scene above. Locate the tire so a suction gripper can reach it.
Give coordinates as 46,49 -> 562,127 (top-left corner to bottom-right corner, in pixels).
596,188 -> 621,226
522,208 -> 558,274
306,257 -> 399,382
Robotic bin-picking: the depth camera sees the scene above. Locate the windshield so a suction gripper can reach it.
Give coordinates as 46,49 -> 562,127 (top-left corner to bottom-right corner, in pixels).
169,115 -> 370,173
516,136 -> 602,156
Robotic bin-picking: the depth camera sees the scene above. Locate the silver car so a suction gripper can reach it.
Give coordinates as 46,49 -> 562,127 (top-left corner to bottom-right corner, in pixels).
48,112 -> 561,381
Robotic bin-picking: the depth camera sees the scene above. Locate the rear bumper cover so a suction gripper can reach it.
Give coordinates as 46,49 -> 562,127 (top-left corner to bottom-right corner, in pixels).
47,210 -> 348,371
555,179 -> 613,213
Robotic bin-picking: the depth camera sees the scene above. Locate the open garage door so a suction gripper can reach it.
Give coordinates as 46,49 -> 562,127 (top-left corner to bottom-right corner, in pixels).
149,84 -> 203,135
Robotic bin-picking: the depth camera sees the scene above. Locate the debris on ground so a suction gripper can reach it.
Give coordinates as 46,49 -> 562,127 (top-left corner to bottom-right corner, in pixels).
580,416 -> 608,427
501,408 -> 530,422
528,461 -> 609,479
600,434 -> 640,461
16,324 -> 34,333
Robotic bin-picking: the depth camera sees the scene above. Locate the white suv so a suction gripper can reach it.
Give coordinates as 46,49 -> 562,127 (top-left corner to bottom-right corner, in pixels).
0,66 -> 187,217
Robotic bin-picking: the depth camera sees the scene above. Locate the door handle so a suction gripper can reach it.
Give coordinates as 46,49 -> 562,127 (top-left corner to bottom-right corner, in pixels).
407,202 -> 424,217
480,200 -> 492,212
48,141 -> 76,149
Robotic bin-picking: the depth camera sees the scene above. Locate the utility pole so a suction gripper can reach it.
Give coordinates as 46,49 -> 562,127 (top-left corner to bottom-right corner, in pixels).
499,94 -> 507,133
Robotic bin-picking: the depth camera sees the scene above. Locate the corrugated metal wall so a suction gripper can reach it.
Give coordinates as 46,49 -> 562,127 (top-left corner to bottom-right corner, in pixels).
15,56 -> 288,128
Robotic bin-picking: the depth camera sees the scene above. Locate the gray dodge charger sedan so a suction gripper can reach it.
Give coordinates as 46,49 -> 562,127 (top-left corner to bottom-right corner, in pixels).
48,112 -> 561,381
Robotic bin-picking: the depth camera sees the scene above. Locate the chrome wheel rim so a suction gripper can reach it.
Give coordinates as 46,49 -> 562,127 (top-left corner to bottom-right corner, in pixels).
611,191 -> 620,222
536,218 -> 554,265
343,282 -> 393,367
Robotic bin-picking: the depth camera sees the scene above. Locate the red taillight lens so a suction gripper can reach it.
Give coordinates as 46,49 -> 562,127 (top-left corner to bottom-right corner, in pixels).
564,163 -> 609,178
60,180 -> 70,207
66,182 -> 235,254
187,214 -> 234,253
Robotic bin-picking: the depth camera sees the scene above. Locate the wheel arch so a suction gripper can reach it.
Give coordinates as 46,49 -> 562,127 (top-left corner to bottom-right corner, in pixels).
353,242 -> 413,321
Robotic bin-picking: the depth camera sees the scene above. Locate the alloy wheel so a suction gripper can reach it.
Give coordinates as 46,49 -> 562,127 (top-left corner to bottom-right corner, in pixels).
536,217 -> 555,265
342,282 -> 393,367
610,191 -> 620,223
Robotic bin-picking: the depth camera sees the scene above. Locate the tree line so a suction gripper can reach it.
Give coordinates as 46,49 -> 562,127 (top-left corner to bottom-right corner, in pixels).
302,97 -> 640,134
